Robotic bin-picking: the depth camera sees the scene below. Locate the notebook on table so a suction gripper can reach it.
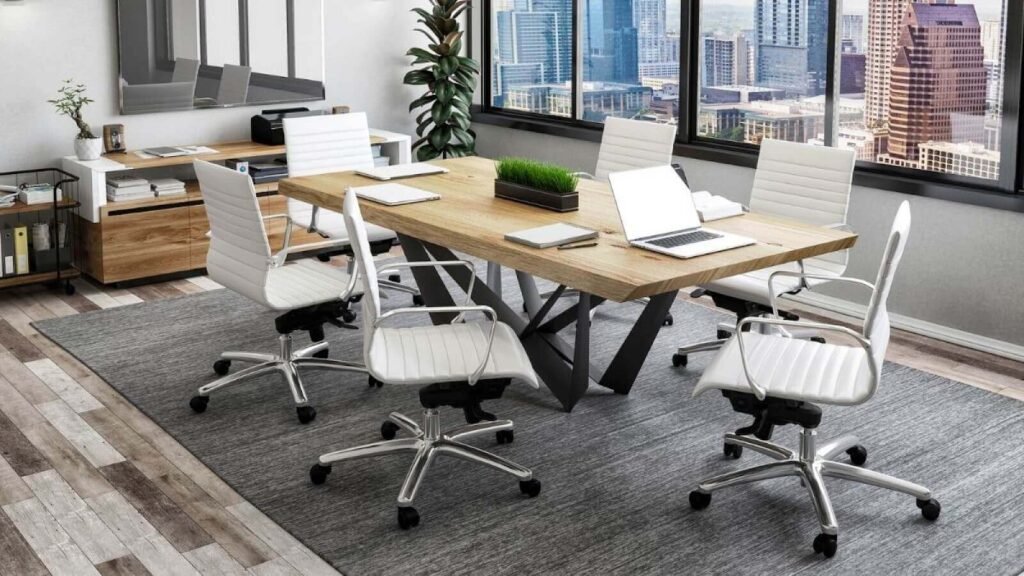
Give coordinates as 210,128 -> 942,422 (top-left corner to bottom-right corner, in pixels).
351,183 -> 440,206
505,223 -> 598,249
356,163 -> 448,181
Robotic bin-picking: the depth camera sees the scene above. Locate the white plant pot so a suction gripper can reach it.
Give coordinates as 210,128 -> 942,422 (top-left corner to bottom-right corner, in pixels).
74,137 -> 103,161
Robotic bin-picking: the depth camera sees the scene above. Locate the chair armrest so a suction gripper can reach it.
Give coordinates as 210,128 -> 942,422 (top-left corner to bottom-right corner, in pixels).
375,305 -> 498,385
767,271 -> 875,318
271,238 -> 352,267
734,316 -> 877,401
571,171 -> 596,180
378,260 -> 477,308
826,222 -> 855,233
261,214 -> 294,253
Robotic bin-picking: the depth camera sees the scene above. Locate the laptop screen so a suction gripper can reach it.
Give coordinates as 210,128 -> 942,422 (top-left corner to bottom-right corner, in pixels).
608,165 -> 701,242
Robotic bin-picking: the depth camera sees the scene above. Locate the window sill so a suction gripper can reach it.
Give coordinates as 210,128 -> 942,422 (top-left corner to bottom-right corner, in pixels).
471,108 -> 1024,214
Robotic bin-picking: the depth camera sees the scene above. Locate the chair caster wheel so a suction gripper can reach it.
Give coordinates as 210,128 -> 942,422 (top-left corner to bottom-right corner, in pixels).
813,533 -> 837,558
397,506 -> 420,529
846,445 -> 867,466
317,253 -> 331,262
388,274 -> 401,283
412,295 -> 424,306
313,349 -> 329,359
716,329 -> 732,340
381,421 -> 400,440
811,336 -> 826,344
189,395 -> 209,413
723,443 -> 743,459
917,498 -> 941,521
65,282 -> 76,296
368,376 -> 383,388
662,314 -> 674,327
522,302 -> 529,314
496,430 -> 514,444
213,359 -> 231,376
349,294 -> 363,304
672,353 -> 688,368
296,406 -> 317,424
309,463 -> 331,485
519,479 -> 541,497
688,491 -> 711,510
341,309 -> 357,323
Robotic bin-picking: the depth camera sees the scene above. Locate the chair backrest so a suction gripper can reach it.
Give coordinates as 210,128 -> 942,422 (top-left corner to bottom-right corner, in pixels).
284,112 -> 375,226
593,117 -> 678,181
217,64 -> 251,105
749,139 -> 856,275
193,160 -> 273,304
342,190 -> 382,355
863,201 -> 911,373
171,58 -> 200,85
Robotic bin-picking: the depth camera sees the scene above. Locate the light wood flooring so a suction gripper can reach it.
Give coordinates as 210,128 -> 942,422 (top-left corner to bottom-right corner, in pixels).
0,269 -> 1021,576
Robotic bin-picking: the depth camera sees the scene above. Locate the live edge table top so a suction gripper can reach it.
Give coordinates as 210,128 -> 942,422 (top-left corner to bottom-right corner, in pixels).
278,156 -> 857,303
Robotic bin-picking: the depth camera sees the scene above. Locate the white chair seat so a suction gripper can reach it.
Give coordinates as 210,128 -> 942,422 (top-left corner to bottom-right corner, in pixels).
703,261 -> 843,306
693,332 -> 873,406
367,322 -> 539,388
264,259 -> 356,310
292,208 -> 396,244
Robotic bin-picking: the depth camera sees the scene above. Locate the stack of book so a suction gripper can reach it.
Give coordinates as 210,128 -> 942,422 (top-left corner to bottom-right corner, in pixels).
107,176 -> 153,202
150,178 -> 187,197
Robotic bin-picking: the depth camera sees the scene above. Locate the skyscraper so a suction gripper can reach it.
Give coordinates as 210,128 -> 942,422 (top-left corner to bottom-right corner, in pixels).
841,14 -> 865,54
633,0 -> 666,64
754,0 -> 829,97
531,0 -> 574,84
702,34 -> 750,87
884,2 -> 987,163
495,10 -> 563,84
586,0 -> 639,84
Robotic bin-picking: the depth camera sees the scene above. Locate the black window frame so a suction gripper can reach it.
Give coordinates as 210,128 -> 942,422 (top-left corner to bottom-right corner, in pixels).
473,0 -> 1024,213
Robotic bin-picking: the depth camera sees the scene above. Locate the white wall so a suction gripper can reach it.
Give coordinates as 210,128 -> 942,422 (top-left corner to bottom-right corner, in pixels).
0,0 -> 423,170
169,0 -> 200,61
472,124 -> 1024,348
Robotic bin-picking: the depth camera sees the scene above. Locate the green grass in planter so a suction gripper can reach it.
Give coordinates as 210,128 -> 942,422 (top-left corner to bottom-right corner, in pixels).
495,157 -> 579,196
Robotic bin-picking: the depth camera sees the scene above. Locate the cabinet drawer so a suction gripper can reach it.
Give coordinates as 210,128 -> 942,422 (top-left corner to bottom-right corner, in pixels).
101,206 -> 192,282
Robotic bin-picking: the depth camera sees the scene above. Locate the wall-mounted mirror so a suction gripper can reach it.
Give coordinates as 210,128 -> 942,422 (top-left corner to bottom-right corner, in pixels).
116,0 -> 325,115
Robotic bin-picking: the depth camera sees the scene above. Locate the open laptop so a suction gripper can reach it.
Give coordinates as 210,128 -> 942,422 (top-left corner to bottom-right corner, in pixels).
609,165 -> 754,259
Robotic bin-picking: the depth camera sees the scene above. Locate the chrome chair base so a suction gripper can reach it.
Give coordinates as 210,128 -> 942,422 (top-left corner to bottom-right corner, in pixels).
190,333 -> 366,424
689,428 -> 941,558
310,408 -> 541,529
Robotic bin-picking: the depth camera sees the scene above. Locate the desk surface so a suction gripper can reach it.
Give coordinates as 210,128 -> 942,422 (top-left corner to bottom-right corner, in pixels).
279,156 -> 857,302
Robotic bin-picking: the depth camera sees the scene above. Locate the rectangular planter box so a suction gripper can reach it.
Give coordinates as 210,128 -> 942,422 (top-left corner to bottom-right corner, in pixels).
494,179 -> 579,213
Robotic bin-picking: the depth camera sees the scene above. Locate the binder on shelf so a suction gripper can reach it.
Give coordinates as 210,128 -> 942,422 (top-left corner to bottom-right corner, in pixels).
13,226 -> 29,275
1,228 -> 13,276
0,232 -> 5,278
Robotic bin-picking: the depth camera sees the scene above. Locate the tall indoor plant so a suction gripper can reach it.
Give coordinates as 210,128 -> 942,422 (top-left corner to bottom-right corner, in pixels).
49,79 -> 102,161
404,0 -> 478,161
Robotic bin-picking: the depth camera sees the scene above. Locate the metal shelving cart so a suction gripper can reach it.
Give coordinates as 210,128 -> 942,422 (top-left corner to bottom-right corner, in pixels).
0,168 -> 81,295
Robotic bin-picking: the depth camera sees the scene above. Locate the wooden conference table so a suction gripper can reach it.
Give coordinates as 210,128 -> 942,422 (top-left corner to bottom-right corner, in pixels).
279,156 -> 857,412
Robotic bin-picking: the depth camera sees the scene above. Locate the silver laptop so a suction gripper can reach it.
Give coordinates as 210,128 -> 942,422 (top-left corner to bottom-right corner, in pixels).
609,165 -> 754,259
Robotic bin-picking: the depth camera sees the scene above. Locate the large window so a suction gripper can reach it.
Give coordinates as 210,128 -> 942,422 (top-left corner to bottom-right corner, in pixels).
481,0 -> 1024,207
488,0 -> 681,124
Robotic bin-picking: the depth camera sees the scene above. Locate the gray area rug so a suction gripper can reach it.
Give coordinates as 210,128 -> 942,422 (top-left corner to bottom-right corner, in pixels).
34,266 -> 1024,575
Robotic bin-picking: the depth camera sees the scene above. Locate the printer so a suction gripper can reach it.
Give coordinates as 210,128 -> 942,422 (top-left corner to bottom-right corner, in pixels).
251,107 -> 325,146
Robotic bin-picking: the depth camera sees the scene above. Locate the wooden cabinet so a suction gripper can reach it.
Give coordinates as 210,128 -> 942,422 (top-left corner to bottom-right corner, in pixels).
80,186 -> 316,284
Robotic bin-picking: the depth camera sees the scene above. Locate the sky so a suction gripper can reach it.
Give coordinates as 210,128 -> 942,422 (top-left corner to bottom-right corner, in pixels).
839,0 -> 1002,20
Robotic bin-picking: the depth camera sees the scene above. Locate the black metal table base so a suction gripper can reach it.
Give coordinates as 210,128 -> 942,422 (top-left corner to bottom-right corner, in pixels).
398,234 -> 678,412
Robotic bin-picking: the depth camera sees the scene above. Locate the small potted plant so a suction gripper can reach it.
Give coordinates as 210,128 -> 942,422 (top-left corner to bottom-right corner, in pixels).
494,157 -> 580,212
49,80 -> 102,161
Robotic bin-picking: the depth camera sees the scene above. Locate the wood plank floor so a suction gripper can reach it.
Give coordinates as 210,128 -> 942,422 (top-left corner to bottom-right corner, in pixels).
0,264 -> 1021,575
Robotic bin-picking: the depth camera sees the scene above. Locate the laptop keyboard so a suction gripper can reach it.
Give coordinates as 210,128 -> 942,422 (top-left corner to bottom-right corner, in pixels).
647,230 -> 722,249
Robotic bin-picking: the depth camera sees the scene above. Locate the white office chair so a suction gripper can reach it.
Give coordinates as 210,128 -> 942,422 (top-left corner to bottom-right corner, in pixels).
522,117 -> 678,319
672,139 -> 856,367
687,202 -> 941,558
283,112 -> 419,301
309,190 -> 542,530
188,160 -> 366,424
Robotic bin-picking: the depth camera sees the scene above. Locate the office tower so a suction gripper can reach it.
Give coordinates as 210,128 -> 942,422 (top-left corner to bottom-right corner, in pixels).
864,0 -> 950,129
842,14 -> 865,54
702,34 -> 749,87
634,0 -> 666,64
991,1 -> 1007,117
884,2 -> 987,163
755,0 -> 828,97
496,11 -> 563,84
840,53 -> 866,94
531,0 -> 574,84
587,0 -> 639,84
